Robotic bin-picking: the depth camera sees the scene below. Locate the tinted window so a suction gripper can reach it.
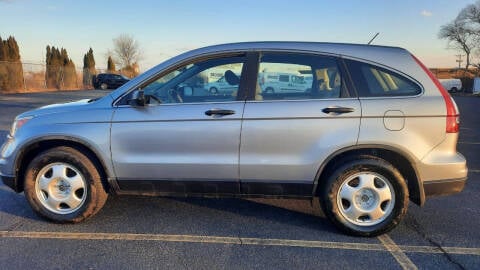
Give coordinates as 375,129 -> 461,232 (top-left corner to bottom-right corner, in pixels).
278,75 -> 289,82
346,60 -> 421,97
256,53 -> 346,101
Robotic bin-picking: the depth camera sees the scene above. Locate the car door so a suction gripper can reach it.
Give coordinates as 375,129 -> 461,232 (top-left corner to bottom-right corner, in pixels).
239,52 -> 361,196
110,54 -> 248,195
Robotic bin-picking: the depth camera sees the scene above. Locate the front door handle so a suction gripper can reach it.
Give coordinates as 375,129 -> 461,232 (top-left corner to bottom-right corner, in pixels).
205,109 -> 236,116
322,106 -> 355,114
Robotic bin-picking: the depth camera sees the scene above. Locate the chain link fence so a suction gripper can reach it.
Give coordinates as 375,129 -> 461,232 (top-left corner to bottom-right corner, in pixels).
0,61 -> 132,93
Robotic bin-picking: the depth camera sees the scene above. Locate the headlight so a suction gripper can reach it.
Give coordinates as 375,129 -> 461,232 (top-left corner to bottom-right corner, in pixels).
10,116 -> 33,136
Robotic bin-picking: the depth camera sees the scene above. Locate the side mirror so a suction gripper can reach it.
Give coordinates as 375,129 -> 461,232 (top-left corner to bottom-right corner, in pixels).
128,89 -> 146,107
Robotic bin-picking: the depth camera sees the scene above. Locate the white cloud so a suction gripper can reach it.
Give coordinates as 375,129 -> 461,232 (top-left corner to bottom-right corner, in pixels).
421,10 -> 433,17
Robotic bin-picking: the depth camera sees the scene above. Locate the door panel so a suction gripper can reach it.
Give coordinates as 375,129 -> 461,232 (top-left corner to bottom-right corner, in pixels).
111,102 -> 244,182
240,99 -> 361,183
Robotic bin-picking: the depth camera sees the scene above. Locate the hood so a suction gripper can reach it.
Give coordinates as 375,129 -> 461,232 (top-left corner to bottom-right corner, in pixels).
18,98 -> 99,118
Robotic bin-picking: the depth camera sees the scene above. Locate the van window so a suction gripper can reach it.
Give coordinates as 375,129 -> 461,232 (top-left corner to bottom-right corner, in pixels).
256,53 -> 346,101
278,75 -> 290,82
345,60 -> 422,97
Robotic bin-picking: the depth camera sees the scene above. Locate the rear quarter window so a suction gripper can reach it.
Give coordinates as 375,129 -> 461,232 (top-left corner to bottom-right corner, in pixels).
345,59 -> 421,97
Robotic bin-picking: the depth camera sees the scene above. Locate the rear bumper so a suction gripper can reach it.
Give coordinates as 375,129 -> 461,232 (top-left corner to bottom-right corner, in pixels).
423,177 -> 467,197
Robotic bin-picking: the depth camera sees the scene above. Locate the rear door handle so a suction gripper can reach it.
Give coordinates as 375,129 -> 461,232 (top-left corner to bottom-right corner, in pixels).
322,106 -> 355,114
205,109 -> 236,116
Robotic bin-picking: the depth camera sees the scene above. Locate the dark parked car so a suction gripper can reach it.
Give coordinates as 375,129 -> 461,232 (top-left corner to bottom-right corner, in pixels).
93,73 -> 130,90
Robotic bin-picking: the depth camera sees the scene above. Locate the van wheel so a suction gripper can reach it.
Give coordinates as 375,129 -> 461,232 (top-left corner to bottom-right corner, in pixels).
24,146 -> 108,223
209,87 -> 218,94
265,87 -> 274,93
320,156 -> 408,236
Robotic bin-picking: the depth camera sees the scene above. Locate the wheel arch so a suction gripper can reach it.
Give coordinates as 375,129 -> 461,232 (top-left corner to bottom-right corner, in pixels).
313,145 -> 425,206
14,136 -> 113,193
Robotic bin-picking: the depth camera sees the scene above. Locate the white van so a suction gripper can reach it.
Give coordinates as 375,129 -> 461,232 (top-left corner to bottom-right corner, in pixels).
439,78 -> 462,92
259,72 -> 311,93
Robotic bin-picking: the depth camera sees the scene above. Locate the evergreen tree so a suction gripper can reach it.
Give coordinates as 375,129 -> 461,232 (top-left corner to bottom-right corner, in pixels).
0,36 -> 6,90
45,46 -> 77,89
82,47 -> 96,87
0,36 -> 24,92
0,37 -> 6,60
107,56 -> 115,73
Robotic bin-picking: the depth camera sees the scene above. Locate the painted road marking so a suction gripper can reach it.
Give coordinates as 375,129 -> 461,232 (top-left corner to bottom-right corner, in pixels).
0,230 -> 479,256
378,234 -> 417,270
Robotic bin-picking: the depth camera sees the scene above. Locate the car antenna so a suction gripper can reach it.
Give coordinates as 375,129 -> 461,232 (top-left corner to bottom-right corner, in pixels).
367,32 -> 380,45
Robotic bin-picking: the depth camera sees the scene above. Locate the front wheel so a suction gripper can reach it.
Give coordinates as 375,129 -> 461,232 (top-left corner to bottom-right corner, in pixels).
24,146 -> 108,223
320,156 -> 408,236
100,83 -> 108,90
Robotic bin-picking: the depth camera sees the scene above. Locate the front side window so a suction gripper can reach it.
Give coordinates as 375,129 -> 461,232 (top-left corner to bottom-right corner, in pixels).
256,53 -> 345,101
136,56 -> 245,105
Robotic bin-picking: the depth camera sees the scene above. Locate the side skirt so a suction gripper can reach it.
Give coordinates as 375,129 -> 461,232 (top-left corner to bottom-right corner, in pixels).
114,179 -> 314,199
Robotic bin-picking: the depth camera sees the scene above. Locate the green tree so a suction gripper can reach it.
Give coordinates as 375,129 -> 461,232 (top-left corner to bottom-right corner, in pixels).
82,47 -> 96,87
0,36 -> 24,92
45,46 -> 77,89
107,56 -> 116,73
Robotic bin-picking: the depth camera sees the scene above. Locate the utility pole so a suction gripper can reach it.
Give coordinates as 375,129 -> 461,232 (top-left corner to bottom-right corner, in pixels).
455,54 -> 463,69
455,54 -> 463,78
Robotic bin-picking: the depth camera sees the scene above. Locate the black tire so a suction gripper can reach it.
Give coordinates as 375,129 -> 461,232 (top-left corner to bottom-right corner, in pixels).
209,87 -> 218,94
100,83 -> 108,90
24,146 -> 108,223
320,155 -> 408,236
451,87 -> 458,93
265,87 -> 274,93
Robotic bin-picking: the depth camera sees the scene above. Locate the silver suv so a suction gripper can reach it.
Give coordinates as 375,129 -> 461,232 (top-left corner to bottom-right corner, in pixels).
0,42 -> 468,236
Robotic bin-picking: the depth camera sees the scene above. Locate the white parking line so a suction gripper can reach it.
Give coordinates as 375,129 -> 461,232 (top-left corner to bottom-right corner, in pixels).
378,234 -> 418,270
0,230 -> 479,256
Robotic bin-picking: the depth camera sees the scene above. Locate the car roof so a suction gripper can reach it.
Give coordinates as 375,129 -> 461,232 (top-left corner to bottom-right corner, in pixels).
190,41 -> 405,54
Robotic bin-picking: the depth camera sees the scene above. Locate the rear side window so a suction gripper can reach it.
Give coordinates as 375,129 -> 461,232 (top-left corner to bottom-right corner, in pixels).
256,53 -> 349,101
346,60 -> 421,97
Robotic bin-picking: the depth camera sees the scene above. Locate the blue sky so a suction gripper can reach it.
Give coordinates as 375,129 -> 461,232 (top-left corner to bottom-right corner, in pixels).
0,0 -> 474,70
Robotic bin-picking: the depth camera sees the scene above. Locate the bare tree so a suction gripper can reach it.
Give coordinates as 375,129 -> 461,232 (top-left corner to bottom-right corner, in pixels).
458,1 -> 480,25
439,19 -> 475,69
112,34 -> 142,69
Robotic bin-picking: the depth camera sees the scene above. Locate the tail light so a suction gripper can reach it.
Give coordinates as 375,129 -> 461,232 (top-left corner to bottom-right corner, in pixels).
411,54 -> 459,133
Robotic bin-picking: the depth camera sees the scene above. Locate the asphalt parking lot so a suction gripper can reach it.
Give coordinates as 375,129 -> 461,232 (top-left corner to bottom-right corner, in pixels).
0,90 -> 479,269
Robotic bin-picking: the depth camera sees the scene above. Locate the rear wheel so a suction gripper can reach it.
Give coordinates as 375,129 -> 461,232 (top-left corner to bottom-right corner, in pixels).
24,146 -> 108,223
320,156 -> 408,236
